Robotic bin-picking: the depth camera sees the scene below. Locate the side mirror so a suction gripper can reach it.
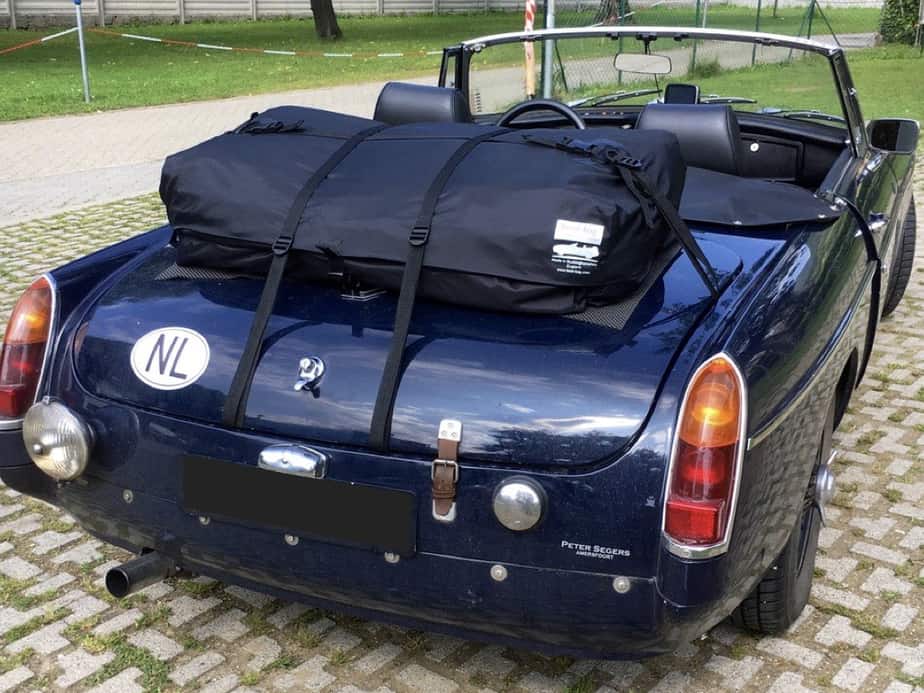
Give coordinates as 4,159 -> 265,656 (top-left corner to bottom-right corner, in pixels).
867,118 -> 919,154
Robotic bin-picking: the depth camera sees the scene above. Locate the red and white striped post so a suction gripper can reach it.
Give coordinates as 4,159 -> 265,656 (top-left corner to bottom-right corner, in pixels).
523,0 -> 537,97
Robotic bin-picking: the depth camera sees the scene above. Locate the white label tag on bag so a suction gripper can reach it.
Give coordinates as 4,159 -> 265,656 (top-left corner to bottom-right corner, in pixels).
553,219 -> 605,246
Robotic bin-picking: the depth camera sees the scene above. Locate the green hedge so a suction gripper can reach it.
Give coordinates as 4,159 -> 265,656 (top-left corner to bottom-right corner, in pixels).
879,0 -> 920,43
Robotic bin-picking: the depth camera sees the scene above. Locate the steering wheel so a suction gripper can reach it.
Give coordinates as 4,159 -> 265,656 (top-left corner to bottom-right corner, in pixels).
497,99 -> 586,130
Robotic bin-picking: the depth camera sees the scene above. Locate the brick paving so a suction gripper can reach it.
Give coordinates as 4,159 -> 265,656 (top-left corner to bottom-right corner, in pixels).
0,177 -> 921,691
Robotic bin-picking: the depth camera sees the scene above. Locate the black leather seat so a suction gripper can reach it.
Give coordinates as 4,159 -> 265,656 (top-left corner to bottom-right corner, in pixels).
636,103 -> 743,176
373,82 -> 473,125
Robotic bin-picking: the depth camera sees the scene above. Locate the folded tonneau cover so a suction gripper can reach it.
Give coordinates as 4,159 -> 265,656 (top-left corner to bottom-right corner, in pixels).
161,106 -> 686,314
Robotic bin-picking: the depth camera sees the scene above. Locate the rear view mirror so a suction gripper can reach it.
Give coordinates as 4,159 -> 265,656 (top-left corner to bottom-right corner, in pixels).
867,118 -> 919,154
613,52 -> 672,76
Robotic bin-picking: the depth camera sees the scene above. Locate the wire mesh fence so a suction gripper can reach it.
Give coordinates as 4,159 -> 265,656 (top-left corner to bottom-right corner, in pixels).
546,0 -> 874,41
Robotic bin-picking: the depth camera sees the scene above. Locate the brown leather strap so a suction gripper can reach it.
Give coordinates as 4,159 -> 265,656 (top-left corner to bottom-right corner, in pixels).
431,419 -> 461,519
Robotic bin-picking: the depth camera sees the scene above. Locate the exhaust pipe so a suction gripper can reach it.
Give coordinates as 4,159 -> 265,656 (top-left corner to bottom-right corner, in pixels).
105,552 -> 181,598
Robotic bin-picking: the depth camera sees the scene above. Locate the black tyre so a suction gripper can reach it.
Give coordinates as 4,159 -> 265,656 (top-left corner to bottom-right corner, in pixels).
731,402 -> 834,634
882,196 -> 917,318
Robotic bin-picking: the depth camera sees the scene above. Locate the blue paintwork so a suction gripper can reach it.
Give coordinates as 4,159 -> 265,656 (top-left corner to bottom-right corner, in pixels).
72,240 -> 740,467
0,44 -> 916,657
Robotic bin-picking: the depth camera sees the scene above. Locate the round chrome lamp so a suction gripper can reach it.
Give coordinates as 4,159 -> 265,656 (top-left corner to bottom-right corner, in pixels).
492,477 -> 545,532
22,398 -> 92,481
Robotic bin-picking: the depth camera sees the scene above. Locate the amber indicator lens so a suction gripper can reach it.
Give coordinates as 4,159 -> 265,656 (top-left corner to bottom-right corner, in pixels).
665,356 -> 743,548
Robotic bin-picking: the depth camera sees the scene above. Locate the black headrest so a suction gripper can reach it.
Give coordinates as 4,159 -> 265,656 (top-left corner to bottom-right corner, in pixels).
636,103 -> 742,176
373,82 -> 473,126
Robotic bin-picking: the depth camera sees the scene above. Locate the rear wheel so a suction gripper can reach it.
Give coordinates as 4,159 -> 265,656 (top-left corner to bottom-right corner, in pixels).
882,196 -> 917,318
731,402 -> 834,634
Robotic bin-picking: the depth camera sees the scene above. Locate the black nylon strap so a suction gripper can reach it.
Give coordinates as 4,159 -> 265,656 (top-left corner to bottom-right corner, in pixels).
369,128 -> 507,451
222,124 -> 387,428
617,166 -> 719,298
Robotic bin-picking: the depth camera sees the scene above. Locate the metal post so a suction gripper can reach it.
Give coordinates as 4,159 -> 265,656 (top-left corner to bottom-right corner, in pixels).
9,0 -> 16,30
772,0 -> 778,18
74,0 -> 91,103
97,0 -> 105,26
691,0 -> 701,74
806,0 -> 815,40
249,0 -> 256,21
541,0 -> 555,98
751,0 -> 762,66
917,0 -> 923,49
178,0 -> 185,24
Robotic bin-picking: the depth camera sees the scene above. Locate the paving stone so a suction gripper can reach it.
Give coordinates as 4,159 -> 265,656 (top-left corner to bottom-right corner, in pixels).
29,529 -> 82,555
0,514 -> 43,536
127,628 -> 184,661
86,666 -> 144,693
898,525 -> 924,550
757,637 -> 824,669
192,608 -> 250,642
861,566 -> 913,595
169,651 -> 226,686
54,648 -> 116,687
831,657 -> 875,691
394,663 -> 458,693
167,594 -> 221,627
650,671 -> 692,693
323,626 -> 362,653
815,555 -> 858,583
272,655 -> 335,690
0,667 -> 33,692
225,584 -> 274,608
50,540 -> 102,565
352,642 -> 402,675
243,635 -> 281,671
199,673 -> 239,693
0,556 -> 41,580
267,602 -> 309,629
811,583 -> 870,611
64,594 -> 110,623
882,642 -> 924,678
23,572 -> 75,596
704,654 -> 763,690
882,603 -> 918,631
92,608 -> 143,636
6,621 -> 69,655
815,614 -> 872,648
767,671 -> 819,693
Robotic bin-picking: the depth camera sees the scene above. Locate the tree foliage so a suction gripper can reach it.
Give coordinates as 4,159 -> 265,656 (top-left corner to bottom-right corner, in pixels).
879,0 -> 920,44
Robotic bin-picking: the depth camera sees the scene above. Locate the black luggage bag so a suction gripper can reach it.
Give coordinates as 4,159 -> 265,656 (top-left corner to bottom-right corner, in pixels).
161,106 -> 687,315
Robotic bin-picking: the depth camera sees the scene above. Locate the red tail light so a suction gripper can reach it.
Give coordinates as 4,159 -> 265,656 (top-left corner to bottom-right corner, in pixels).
0,276 -> 54,419
664,354 -> 746,556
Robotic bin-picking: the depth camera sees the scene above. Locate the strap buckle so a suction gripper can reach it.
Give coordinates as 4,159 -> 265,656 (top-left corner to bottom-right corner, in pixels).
272,234 -> 294,255
431,459 -> 459,483
409,225 -> 430,247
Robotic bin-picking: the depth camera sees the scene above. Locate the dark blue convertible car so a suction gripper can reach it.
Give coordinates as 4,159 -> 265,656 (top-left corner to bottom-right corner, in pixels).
0,27 -> 918,657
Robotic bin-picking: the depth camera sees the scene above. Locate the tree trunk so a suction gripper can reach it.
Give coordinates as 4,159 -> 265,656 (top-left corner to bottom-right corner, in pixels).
311,0 -> 342,39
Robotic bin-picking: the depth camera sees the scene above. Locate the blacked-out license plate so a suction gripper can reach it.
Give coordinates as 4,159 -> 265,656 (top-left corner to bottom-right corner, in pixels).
182,455 -> 416,556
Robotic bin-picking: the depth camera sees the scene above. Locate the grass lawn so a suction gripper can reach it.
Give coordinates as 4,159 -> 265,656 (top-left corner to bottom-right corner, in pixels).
0,7 -> 881,121
691,44 -> 924,123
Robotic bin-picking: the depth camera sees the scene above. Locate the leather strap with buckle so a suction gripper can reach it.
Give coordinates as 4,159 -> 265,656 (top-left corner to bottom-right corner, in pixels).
432,419 -> 461,522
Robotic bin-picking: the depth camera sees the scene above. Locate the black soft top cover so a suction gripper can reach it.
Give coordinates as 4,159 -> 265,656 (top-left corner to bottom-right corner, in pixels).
162,106 -> 686,314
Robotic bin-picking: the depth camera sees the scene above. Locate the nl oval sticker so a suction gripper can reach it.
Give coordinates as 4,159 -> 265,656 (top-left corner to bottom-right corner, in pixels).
130,327 -> 210,391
